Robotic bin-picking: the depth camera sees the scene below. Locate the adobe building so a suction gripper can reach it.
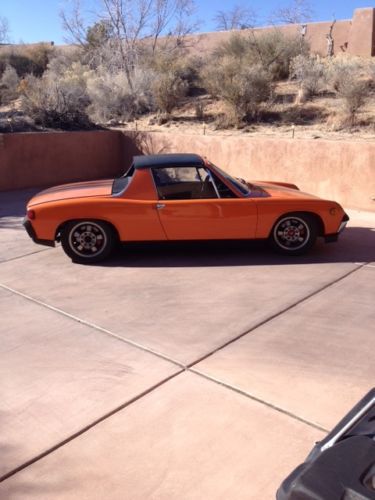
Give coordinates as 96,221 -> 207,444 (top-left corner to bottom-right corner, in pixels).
193,7 -> 375,58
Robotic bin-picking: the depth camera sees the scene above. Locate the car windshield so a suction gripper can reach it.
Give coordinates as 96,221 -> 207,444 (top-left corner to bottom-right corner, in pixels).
208,162 -> 251,197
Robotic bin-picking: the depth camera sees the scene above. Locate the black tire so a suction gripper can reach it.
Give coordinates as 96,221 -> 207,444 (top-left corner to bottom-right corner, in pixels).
269,213 -> 318,255
61,220 -> 116,263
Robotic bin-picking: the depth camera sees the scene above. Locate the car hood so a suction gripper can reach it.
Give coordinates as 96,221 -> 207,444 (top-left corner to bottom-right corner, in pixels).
28,179 -> 114,207
252,181 -> 320,200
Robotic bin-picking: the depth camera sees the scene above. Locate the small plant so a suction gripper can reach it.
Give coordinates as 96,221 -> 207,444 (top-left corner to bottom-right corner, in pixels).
194,100 -> 205,120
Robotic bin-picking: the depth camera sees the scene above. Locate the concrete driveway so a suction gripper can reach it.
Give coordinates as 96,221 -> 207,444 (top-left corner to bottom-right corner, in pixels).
0,189 -> 374,500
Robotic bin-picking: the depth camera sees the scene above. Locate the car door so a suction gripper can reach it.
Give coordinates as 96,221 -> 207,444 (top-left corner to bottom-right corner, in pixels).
151,165 -> 257,240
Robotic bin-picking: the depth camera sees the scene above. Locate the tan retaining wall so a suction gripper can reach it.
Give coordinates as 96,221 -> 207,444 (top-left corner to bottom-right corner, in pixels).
134,132 -> 375,212
0,130 -> 374,212
0,130 -> 128,191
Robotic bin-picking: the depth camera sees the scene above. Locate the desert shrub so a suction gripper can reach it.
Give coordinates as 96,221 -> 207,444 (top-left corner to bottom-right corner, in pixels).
215,34 -> 249,61
336,77 -> 369,126
290,55 -> 325,100
87,66 -> 154,122
325,58 -> 362,92
20,62 -> 92,129
152,70 -> 188,115
325,58 -> 371,127
252,31 -> 307,80
203,60 -> 272,124
0,43 -> 54,77
0,65 -> 19,104
85,20 -> 113,50
47,47 -> 85,76
215,31 -> 307,81
149,55 -> 190,115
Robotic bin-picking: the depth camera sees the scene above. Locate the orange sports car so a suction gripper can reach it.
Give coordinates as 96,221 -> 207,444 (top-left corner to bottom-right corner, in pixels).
24,153 -> 349,263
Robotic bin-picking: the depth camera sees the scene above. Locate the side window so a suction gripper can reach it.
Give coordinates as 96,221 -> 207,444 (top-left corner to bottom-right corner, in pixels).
152,166 -> 218,200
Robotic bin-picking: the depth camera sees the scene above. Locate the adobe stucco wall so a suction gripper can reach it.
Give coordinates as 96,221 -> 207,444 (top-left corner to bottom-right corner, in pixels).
135,132 -> 375,212
192,8 -> 375,58
0,130 -> 128,191
0,130 -> 374,212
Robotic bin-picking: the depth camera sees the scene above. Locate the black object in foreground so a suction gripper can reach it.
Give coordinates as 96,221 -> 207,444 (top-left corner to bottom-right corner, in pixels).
277,388 -> 375,500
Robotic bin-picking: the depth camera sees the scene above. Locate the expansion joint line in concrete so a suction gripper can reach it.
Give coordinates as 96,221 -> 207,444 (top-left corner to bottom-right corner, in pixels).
187,262 -> 368,369
0,370 -> 184,483
190,369 -> 328,433
0,282 -> 184,369
0,248 -> 52,265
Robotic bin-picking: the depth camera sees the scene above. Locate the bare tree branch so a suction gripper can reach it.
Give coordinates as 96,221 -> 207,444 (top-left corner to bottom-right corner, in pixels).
60,0 -> 199,89
213,4 -> 257,31
60,0 -> 88,45
0,15 -> 10,43
269,0 -> 314,25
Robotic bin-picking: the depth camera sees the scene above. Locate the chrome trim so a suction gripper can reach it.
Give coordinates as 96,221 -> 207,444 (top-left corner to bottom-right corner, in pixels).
338,221 -> 348,233
321,396 -> 375,451
111,175 -> 134,198
207,170 -> 221,199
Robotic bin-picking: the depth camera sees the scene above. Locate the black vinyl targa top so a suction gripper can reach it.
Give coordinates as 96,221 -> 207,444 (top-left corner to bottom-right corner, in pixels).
133,154 -> 204,170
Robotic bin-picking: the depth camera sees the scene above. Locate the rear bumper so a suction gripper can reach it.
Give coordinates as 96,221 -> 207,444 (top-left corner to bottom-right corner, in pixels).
325,212 -> 350,243
23,218 -> 55,247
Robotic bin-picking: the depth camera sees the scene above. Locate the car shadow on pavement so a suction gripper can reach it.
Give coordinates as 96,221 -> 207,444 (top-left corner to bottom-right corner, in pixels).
99,227 -> 375,268
0,188 -> 40,218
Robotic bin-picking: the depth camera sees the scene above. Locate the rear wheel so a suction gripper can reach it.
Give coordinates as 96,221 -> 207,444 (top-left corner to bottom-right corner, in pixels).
269,213 -> 317,255
61,220 -> 116,263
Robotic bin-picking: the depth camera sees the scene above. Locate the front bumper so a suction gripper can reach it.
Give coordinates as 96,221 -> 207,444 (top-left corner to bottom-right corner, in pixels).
325,212 -> 350,243
23,218 -> 55,247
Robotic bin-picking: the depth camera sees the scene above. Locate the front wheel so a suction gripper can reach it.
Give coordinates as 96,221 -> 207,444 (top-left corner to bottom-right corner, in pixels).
61,220 -> 116,263
269,213 -> 318,255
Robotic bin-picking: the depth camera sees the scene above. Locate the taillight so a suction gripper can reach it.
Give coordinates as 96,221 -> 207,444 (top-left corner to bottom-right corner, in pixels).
27,209 -> 36,220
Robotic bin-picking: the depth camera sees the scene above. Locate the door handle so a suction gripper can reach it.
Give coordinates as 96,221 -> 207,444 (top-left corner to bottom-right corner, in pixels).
156,203 -> 166,210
